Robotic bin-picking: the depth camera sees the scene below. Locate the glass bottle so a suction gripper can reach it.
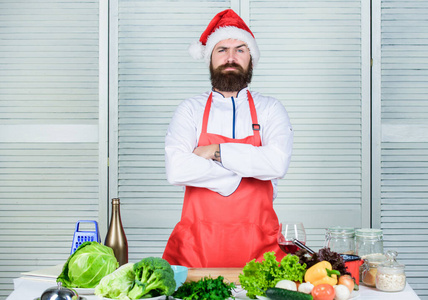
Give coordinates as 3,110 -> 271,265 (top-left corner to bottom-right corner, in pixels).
355,228 -> 383,257
105,198 -> 128,266
325,226 -> 355,254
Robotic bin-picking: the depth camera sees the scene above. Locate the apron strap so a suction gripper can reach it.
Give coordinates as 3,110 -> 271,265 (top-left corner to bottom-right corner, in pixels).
202,91 -> 261,146
201,92 -> 213,135
247,90 -> 262,146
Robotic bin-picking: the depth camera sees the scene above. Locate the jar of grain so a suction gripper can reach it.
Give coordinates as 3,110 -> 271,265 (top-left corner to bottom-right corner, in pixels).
376,250 -> 406,292
360,253 -> 386,287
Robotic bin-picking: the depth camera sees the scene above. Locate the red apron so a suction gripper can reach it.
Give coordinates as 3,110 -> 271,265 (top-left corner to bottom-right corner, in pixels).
162,91 -> 285,267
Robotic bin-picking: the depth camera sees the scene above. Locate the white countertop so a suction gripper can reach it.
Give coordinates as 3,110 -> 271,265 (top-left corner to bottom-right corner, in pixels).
6,265 -> 421,300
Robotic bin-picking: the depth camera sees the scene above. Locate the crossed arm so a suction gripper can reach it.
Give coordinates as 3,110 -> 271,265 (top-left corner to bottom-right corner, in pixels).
165,99 -> 293,196
193,144 -> 221,162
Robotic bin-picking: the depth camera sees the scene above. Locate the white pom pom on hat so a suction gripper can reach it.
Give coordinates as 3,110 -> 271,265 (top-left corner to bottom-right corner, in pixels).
188,9 -> 260,67
188,41 -> 205,60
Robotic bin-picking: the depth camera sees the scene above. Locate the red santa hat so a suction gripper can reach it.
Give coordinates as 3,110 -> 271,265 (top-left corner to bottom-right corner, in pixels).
188,9 -> 260,67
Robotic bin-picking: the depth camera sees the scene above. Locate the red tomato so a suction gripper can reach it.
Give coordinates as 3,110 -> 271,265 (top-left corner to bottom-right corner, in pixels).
311,284 -> 336,300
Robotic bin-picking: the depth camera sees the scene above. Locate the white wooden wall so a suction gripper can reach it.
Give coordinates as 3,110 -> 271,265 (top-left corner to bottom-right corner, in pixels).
372,0 -> 428,298
0,0 -> 427,299
247,0 -> 371,246
110,0 -> 370,260
109,0 -> 235,260
0,0 -> 108,299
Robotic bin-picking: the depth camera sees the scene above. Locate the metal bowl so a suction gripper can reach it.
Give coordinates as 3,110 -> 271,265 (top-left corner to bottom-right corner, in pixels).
34,282 -> 86,300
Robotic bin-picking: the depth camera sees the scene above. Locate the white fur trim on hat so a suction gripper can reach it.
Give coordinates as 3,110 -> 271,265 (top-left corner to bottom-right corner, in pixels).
204,26 -> 260,67
188,41 -> 205,60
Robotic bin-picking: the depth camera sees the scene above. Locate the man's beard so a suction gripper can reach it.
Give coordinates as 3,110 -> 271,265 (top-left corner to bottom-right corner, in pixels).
210,60 -> 253,92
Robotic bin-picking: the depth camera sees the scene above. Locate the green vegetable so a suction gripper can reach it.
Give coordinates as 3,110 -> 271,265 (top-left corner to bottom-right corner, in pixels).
57,241 -> 118,288
266,287 -> 313,300
173,276 -> 235,300
238,252 -> 307,299
127,257 -> 176,299
94,262 -> 135,300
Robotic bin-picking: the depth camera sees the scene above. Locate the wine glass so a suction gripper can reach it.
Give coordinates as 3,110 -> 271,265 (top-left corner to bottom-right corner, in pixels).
277,222 -> 306,254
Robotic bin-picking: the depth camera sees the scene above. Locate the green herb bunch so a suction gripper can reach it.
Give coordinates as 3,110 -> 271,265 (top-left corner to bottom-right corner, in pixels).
173,276 -> 235,300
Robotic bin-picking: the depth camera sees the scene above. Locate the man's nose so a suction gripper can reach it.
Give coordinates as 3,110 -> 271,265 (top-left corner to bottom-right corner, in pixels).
226,51 -> 236,63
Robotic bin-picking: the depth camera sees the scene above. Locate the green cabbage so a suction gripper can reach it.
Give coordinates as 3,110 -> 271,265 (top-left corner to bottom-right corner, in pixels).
57,241 -> 119,288
95,262 -> 135,300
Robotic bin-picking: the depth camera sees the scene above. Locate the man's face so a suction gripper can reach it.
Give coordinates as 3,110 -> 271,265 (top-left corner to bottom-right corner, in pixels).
211,39 -> 251,71
210,39 -> 253,93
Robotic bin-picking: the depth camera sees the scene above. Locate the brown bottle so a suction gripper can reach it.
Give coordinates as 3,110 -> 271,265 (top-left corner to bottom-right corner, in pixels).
105,198 -> 128,266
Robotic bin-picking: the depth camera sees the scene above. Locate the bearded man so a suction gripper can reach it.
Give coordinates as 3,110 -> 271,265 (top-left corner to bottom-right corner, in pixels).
162,9 -> 293,268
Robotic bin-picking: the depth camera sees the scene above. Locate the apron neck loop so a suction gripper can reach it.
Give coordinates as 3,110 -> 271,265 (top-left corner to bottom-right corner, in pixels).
202,91 -> 262,146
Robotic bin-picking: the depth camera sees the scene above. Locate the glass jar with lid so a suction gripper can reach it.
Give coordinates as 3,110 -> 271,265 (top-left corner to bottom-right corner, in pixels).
325,226 -> 355,254
355,228 -> 383,257
376,250 -> 406,292
360,253 -> 386,287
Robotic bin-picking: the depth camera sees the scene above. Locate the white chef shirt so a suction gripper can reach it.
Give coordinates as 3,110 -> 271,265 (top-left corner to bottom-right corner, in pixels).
165,87 -> 293,199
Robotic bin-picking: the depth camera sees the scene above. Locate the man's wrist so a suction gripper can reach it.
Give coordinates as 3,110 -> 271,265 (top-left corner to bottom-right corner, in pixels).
213,144 -> 221,162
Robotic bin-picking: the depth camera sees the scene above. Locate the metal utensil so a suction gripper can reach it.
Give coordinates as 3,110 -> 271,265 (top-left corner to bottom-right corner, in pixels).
292,238 -> 315,254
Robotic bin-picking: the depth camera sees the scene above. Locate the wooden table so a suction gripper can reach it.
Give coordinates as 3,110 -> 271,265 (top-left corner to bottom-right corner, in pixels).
186,267 -> 242,284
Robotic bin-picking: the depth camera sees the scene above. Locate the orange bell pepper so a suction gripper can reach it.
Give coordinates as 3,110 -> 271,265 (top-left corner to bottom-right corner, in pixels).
304,261 -> 340,286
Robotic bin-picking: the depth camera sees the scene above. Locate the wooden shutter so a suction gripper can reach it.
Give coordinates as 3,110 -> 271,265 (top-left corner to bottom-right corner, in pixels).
110,0 -> 234,260
372,0 -> 428,297
248,0 -> 371,249
111,0 -> 370,261
0,0 -> 104,298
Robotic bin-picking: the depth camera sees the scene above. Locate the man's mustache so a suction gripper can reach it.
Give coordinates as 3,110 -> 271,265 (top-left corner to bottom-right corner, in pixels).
217,63 -> 245,72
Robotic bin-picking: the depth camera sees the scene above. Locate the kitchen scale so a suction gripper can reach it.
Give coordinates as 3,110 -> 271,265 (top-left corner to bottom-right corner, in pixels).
70,220 -> 101,254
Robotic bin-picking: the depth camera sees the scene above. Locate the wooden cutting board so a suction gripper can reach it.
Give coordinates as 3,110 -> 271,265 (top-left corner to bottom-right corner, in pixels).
186,268 -> 243,284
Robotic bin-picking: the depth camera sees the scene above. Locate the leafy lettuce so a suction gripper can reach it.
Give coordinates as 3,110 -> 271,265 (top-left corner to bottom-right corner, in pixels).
238,252 -> 306,299
57,241 -> 119,288
95,262 -> 135,300
94,257 -> 176,300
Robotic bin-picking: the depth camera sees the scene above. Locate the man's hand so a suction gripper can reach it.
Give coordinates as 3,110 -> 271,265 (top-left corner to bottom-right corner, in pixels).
193,144 -> 221,162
